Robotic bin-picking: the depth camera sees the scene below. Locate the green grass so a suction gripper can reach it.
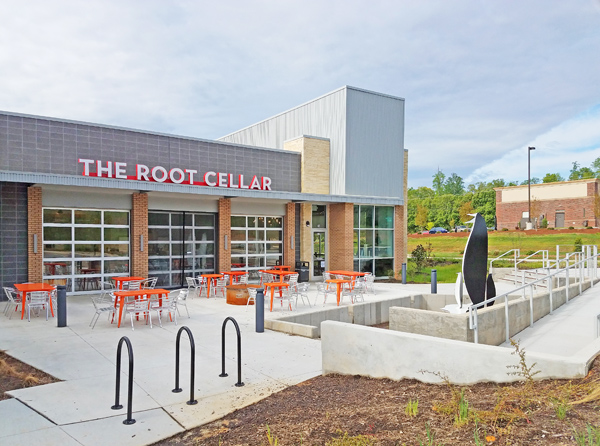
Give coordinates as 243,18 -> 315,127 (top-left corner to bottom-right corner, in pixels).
409,231 -> 600,258
407,261 -> 462,283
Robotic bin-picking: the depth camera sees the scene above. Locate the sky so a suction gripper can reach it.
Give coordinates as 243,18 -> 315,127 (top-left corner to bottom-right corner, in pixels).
1,0 -> 600,190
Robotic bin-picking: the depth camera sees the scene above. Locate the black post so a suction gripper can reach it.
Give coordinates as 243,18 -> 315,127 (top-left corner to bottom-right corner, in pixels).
255,288 -> 264,333
172,326 -> 198,405
431,269 -> 437,294
56,285 -> 67,327
401,263 -> 407,284
111,336 -> 135,425
219,317 -> 244,387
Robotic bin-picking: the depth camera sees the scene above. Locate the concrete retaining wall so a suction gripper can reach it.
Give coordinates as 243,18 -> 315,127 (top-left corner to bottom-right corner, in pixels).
321,320 -> 600,384
390,280 -> 594,345
264,296 -> 413,338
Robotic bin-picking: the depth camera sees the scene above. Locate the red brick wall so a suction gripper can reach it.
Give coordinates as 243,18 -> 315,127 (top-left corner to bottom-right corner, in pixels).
283,202 -> 296,267
497,197 -> 596,229
131,193 -> 148,278
27,186 -> 43,282
328,203 -> 354,271
218,198 -> 231,272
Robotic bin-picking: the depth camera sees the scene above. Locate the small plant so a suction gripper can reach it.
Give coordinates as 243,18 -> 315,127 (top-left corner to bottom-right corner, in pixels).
455,389 -> 469,426
574,237 -> 583,253
412,244 -> 427,272
502,227 -> 509,231
587,226 -> 594,229
507,339 -> 540,385
405,398 -> 419,417
525,250 -> 535,256
540,217 -> 548,228
573,424 -> 600,446
326,431 -> 376,446
548,227 -> 555,230
266,424 -> 278,446
569,226 -> 575,230
550,397 -> 570,420
418,422 -> 443,446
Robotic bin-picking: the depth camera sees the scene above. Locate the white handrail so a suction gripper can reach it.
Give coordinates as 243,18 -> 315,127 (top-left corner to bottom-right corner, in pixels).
469,250 -> 598,344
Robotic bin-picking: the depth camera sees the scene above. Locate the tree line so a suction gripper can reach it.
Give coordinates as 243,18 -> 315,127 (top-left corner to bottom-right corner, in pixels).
408,158 -> 600,233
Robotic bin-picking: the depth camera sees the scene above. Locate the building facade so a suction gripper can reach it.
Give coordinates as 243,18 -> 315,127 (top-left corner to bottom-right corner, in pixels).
1,86 -> 407,293
495,179 -> 599,230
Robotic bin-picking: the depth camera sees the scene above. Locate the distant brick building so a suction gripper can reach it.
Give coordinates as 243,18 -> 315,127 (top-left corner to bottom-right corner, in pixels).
495,179 -> 599,230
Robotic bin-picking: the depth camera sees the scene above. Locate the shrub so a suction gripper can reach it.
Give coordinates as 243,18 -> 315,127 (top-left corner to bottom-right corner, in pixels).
540,217 -> 548,228
548,227 -> 554,230
502,228 -> 509,231
587,226 -> 594,229
569,226 -> 575,230
412,245 -> 427,272
525,250 -> 535,256
574,237 -> 583,253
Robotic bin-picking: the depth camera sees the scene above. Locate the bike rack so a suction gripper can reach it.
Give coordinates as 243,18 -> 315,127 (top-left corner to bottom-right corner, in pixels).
172,326 -> 198,405
111,336 -> 136,425
219,317 -> 244,387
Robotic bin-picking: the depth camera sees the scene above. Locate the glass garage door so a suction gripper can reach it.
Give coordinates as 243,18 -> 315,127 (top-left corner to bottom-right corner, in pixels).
42,208 -> 130,293
148,211 -> 215,288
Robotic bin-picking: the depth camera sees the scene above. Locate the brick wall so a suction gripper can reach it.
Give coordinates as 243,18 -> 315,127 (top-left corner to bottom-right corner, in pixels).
283,202 -> 296,267
27,186 -> 43,282
218,198 -> 231,272
131,193 -> 148,278
328,203 -> 354,271
394,205 -> 406,279
497,197 -> 596,229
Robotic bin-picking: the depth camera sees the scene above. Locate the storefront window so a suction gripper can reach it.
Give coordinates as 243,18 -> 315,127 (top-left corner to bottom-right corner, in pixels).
312,205 -> 326,228
353,205 -> 395,276
42,208 -> 130,292
230,214 -> 283,277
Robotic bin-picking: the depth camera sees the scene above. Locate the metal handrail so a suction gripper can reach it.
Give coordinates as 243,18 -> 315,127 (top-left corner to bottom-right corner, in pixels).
469,251 -> 599,344
515,250 -> 549,269
489,249 -> 520,275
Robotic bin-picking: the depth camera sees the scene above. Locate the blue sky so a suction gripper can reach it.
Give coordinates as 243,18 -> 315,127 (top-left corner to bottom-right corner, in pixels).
1,0 -> 599,189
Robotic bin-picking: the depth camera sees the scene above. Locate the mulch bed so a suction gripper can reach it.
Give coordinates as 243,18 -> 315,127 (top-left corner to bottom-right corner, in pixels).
0,350 -> 60,400
409,228 -> 600,239
153,357 -> 600,445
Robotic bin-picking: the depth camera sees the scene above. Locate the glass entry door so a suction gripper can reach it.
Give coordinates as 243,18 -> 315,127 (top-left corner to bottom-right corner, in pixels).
313,231 -> 326,279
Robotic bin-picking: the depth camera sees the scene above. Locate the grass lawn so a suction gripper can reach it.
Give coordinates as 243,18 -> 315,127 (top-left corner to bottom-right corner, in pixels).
408,230 -> 600,258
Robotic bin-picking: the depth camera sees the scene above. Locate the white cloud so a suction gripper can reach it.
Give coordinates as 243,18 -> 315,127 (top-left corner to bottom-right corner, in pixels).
1,0 -> 600,189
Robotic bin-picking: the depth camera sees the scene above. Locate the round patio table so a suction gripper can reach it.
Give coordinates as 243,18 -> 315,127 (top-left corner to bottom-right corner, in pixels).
200,274 -> 223,298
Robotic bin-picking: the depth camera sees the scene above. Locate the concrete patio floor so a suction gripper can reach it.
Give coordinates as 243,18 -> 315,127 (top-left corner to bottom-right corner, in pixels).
0,279 -> 555,445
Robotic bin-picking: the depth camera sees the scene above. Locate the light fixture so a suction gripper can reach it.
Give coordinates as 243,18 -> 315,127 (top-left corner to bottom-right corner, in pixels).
140,234 -> 144,252
305,221 -> 310,227
224,234 -> 228,251
33,234 -> 38,253
290,236 -> 294,249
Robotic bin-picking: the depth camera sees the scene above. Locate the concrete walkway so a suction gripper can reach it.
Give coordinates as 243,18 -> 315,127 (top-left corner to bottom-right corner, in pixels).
0,281 -> 464,446
0,278 -> 570,445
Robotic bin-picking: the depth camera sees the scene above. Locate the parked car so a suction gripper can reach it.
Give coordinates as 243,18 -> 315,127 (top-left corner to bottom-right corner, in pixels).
421,230 -> 429,234
455,225 -> 470,232
428,227 -> 448,234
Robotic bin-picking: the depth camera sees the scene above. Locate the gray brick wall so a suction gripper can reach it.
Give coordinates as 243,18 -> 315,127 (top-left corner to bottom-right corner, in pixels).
0,112 -> 301,192
0,182 -> 28,295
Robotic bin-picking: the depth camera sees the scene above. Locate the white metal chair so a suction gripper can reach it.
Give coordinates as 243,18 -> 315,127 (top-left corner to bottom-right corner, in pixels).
125,296 -> 152,330
246,287 -> 257,309
342,281 -> 366,304
151,292 -> 178,327
89,294 -> 116,329
125,280 -> 141,291
141,277 -> 158,289
174,289 -> 190,318
26,291 -> 50,322
197,276 -> 208,297
213,278 -> 227,298
273,286 -> 294,311
293,282 -> 311,307
364,274 -> 376,294
287,273 -> 299,292
186,277 -> 201,298
315,282 -> 336,306
238,274 -> 249,284
3,287 -> 21,319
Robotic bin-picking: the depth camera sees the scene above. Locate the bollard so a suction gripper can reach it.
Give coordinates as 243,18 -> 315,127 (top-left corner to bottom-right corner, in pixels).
401,263 -> 407,284
56,285 -> 67,327
255,288 -> 264,333
431,269 -> 437,294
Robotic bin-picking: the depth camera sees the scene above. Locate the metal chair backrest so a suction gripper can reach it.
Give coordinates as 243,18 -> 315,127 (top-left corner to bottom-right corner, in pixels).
248,287 -> 257,299
28,291 -> 49,304
238,274 -> 249,284
126,280 -> 141,291
3,287 -> 17,302
323,272 -> 332,281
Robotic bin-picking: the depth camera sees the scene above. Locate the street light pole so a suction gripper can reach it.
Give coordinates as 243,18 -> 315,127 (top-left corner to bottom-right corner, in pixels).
528,146 -> 535,225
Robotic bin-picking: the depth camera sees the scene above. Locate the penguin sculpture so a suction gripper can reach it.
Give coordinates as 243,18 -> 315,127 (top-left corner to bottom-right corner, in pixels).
462,213 -> 495,306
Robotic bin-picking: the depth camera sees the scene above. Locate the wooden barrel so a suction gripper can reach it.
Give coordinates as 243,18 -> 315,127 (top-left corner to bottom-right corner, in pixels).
225,284 -> 260,305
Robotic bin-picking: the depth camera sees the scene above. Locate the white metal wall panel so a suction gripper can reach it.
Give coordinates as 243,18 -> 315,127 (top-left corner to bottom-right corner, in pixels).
41,186 -> 132,209
219,88 -> 348,195
148,194 -> 218,212
231,200 -> 285,216
345,88 -> 405,197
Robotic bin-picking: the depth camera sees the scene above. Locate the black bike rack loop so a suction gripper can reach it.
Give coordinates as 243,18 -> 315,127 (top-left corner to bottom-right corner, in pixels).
111,336 -> 136,425
219,317 -> 244,387
172,326 -> 198,405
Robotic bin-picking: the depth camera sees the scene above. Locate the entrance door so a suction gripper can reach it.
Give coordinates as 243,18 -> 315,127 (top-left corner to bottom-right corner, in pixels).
555,212 -> 565,228
313,231 -> 326,279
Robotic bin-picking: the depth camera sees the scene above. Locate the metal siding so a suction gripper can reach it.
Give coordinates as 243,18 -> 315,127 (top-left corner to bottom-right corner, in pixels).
219,89 -> 348,195
345,88 -> 405,197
